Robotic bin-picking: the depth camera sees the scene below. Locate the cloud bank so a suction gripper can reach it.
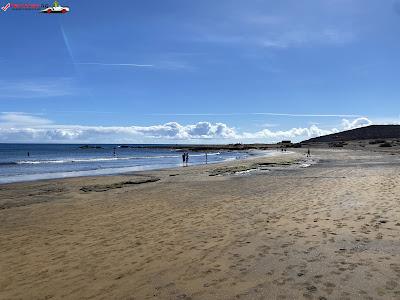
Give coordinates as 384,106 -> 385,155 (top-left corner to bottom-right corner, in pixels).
0,113 -> 372,143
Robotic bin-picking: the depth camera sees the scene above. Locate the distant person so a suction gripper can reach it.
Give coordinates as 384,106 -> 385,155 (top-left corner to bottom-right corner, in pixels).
27,152 -> 30,157
205,152 -> 208,164
113,147 -> 116,157
307,148 -> 311,157
185,152 -> 189,166
182,153 -> 186,167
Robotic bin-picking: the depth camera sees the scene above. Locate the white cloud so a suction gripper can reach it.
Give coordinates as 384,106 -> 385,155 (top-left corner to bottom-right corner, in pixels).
259,29 -> 354,49
0,116 -> 237,143
0,112 -> 53,127
242,125 -> 337,140
192,2 -> 357,50
194,12 -> 355,50
261,123 -> 279,128
0,113 -> 374,143
341,117 -> 372,130
197,31 -> 353,49
0,78 -> 78,99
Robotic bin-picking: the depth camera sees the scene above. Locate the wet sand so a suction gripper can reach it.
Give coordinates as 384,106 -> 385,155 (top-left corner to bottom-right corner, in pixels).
1,149 -> 400,299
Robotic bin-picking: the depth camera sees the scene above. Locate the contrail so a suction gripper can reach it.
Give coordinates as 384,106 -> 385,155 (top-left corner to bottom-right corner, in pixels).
60,25 -> 96,100
60,27 -> 153,69
75,62 -> 154,67
60,25 -> 75,63
13,111 -> 365,118
146,112 -> 364,118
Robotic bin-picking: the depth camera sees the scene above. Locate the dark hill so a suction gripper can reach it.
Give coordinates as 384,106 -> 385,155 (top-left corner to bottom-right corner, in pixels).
302,125 -> 400,143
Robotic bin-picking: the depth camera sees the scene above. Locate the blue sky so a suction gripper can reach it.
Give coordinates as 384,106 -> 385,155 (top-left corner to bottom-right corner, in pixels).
1,0 -> 400,143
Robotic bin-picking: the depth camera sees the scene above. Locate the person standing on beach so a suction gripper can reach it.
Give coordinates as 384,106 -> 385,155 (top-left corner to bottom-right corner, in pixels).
307,148 -> 311,157
205,152 -> 208,164
185,152 -> 189,166
182,153 -> 186,167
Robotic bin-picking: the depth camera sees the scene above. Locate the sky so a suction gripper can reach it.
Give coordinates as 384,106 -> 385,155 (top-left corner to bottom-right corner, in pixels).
1,0 -> 400,143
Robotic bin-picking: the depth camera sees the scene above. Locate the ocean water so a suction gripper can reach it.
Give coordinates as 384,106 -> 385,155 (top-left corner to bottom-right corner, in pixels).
0,144 -> 271,184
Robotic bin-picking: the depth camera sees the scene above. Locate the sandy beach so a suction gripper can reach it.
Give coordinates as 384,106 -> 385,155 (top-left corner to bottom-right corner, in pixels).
1,148 -> 400,300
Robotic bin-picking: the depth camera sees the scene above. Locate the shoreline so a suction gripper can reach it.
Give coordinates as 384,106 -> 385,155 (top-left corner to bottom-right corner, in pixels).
3,139 -> 398,185
0,149 -> 283,185
0,150 -> 302,209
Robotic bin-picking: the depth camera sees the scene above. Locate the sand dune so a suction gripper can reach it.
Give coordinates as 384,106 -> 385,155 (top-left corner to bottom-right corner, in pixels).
1,149 -> 400,299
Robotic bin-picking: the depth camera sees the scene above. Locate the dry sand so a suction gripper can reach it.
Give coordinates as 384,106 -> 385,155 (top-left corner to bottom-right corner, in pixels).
0,149 -> 400,300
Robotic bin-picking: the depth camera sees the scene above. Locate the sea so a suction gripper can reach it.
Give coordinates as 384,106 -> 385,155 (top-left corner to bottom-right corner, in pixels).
0,144 -> 272,184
